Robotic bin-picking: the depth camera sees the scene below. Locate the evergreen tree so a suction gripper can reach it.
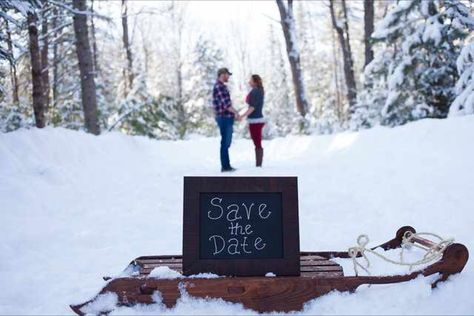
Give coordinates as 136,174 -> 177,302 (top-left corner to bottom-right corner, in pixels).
110,56 -> 179,139
351,49 -> 393,129
183,37 -> 224,136
354,0 -> 474,128
449,42 -> 474,116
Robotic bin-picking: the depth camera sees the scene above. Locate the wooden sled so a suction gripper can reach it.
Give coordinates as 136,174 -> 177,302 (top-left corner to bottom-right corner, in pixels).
71,226 -> 468,314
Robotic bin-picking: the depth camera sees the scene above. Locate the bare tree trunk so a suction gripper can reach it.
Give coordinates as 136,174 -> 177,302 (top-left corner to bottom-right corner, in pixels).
90,0 -> 99,75
341,0 -> 357,117
72,0 -> 100,135
276,0 -> 309,117
177,62 -> 186,138
5,18 -> 19,104
41,1 -> 50,110
170,1 -> 187,138
329,0 -> 357,111
52,6 -> 58,109
139,24 -> 149,84
27,12 -> 46,128
364,0 -> 374,67
331,27 -> 342,122
121,0 -> 134,93
378,0 -> 390,18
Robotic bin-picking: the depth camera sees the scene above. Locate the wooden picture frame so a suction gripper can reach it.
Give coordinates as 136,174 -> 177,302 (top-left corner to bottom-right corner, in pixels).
183,176 -> 300,276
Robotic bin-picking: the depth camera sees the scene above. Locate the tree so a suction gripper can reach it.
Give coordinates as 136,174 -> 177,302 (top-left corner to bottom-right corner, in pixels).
449,42 -> 474,116
121,0 -> 134,95
41,0 -> 50,110
352,0 -> 474,129
373,0 -> 473,126
27,10 -> 46,128
2,17 -> 19,104
47,3 -> 85,130
364,0 -> 374,66
72,0 -> 100,135
184,37 -> 224,136
148,1 -> 189,139
329,0 -> 357,111
0,0 -> 41,62
264,24 -> 296,136
275,0 -> 309,118
90,0 -> 99,74
1,0 -> 41,131
350,49 -> 392,129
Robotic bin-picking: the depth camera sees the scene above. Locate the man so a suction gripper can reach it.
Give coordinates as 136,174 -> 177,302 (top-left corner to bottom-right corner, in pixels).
212,67 -> 241,172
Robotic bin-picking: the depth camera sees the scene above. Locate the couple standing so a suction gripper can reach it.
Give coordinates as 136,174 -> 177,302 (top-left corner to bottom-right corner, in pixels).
212,67 -> 265,172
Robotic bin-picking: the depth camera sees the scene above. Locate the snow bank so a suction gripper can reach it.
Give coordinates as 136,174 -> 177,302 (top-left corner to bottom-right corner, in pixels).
1,116 -> 473,314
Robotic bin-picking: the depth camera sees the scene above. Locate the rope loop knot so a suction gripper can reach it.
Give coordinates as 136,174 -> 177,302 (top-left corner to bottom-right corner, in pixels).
348,231 -> 454,276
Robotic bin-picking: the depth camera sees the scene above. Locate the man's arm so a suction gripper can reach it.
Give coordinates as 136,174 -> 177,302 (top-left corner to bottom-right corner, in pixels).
217,85 -> 240,119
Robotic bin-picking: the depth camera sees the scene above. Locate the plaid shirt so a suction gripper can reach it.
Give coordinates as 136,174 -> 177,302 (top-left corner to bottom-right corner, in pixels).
212,81 -> 234,118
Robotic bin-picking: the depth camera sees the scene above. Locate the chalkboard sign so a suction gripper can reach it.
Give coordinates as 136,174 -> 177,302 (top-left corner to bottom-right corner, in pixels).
199,192 -> 283,259
183,177 -> 300,276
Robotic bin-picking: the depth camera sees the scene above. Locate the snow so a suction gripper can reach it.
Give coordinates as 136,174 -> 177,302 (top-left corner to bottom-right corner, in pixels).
1,116 -> 474,314
149,266 -> 182,279
422,17 -> 442,45
450,42 -> 474,117
148,267 -> 220,280
79,293 -> 118,315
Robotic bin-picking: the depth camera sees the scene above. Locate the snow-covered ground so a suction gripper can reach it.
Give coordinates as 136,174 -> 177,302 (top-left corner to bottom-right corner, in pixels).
1,116 -> 473,314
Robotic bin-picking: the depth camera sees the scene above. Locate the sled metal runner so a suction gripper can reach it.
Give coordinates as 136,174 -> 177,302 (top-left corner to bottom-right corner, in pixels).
70,226 -> 468,314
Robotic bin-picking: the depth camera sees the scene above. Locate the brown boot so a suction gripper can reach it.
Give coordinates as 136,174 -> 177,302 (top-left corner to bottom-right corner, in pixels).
255,148 -> 263,167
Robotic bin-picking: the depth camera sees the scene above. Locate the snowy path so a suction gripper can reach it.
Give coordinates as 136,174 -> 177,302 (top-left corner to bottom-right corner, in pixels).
1,116 -> 473,314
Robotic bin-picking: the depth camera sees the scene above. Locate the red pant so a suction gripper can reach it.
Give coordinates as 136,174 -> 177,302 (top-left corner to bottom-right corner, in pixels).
249,123 -> 265,149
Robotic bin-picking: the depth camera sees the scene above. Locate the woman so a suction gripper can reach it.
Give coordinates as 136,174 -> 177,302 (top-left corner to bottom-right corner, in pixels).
240,74 -> 265,167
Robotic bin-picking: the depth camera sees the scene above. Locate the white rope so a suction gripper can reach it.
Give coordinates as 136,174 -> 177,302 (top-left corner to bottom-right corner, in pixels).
348,231 -> 454,276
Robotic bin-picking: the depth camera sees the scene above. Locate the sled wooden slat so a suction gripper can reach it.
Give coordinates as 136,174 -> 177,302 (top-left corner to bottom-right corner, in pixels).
138,266 -> 342,276
300,271 -> 344,278
136,256 -> 343,276
300,266 -> 343,272
134,253 -> 341,272
141,263 -> 182,269
299,254 -> 328,261
134,258 -> 182,264
300,260 -> 341,266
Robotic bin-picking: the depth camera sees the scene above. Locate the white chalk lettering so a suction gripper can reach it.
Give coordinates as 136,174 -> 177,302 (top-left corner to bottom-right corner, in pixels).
241,236 -> 252,254
241,202 -> 255,220
208,197 -> 224,220
226,204 -> 242,222
228,222 -> 244,235
209,235 -> 225,255
258,203 -> 271,219
245,224 -> 253,235
254,237 -> 266,250
227,238 -> 241,255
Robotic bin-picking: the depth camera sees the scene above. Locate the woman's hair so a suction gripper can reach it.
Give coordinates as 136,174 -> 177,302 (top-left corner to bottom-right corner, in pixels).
251,74 -> 264,94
